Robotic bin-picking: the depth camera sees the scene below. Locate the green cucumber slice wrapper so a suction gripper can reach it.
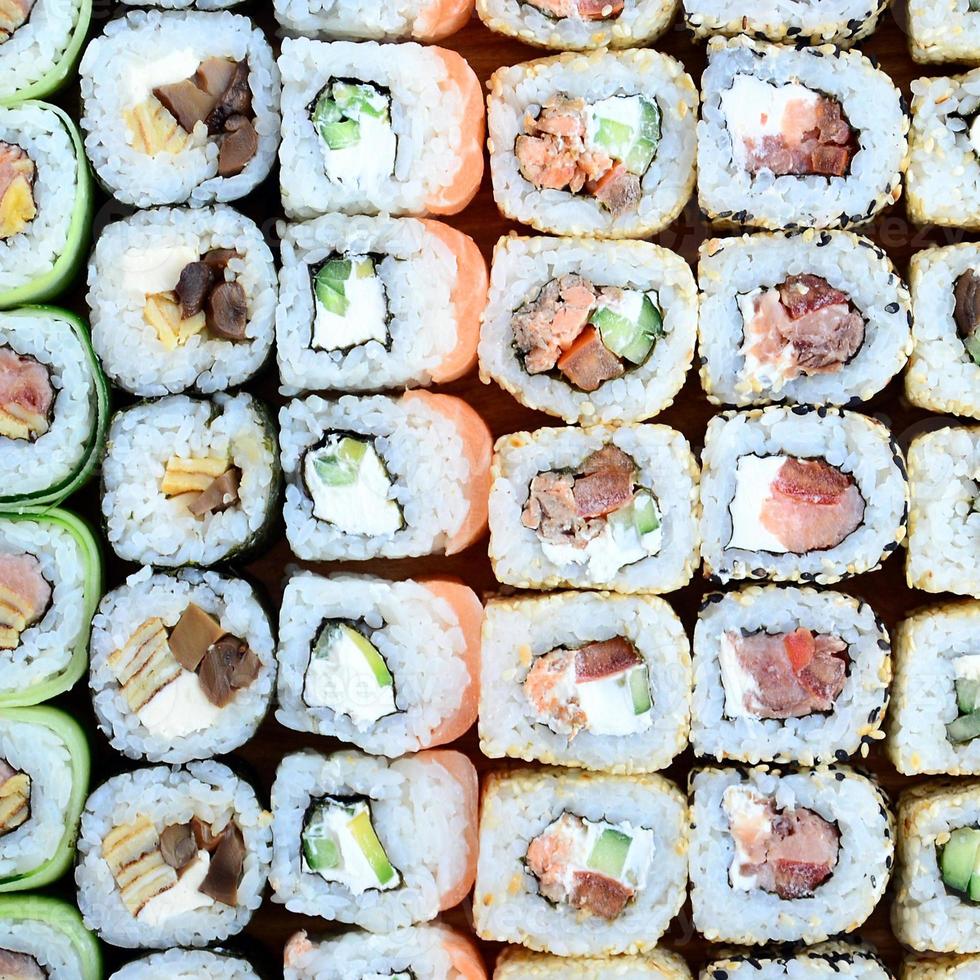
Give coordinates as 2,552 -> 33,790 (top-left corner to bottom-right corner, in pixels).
0,896 -> 101,980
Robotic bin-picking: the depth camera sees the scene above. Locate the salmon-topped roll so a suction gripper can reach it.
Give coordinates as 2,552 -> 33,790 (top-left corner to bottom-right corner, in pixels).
279,39 -> 483,220
488,49 -> 697,239
274,0 -> 475,41
699,406 -> 908,585
270,749 -> 478,931
703,942 -> 892,980
495,946 -> 691,979
698,36 -> 908,230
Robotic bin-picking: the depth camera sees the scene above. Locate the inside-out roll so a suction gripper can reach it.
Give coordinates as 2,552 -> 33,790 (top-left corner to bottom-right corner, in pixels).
110,949 -> 260,980
496,947 -> 690,979
0,896 -> 101,980
702,942 -> 892,980
903,954 -> 980,980
908,0 -> 980,63
274,0 -> 475,41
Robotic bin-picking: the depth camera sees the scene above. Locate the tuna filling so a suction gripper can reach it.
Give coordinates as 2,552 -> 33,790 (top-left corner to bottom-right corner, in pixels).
526,812 -> 654,920
946,654 -> 980,743
512,273 -> 664,391
953,270 -> 980,367
310,253 -> 391,353
0,347 -> 53,442
0,0 -> 35,42
526,0 -> 625,19
0,552 -> 50,652
0,949 -> 44,979
0,142 -> 36,240
724,786 -> 840,899
0,758 -> 29,837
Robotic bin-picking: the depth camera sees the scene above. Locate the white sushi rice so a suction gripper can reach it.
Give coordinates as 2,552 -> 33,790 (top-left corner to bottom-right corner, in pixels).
280,393 -> 472,561
270,749 -> 475,931
473,766 -> 688,956
906,426 -> 980,597
698,36 -> 908,230
495,946 -> 692,980
122,0 -> 241,7
102,392 -> 279,568
80,9 -> 280,208
689,765 -> 894,944
274,0 -> 452,39
904,953 -> 980,980
75,761 -> 271,949
89,566 -> 276,764
489,422 -> 700,593
479,235 -> 697,424
279,38 -> 475,219
88,206 -> 276,396
0,0 -> 83,102
699,406 -> 909,584
697,230 -> 912,407
488,48 -> 697,239
110,949 -> 260,980
0,917 -> 87,977
479,590 -> 691,773
908,0 -> 980,63
702,941 -> 892,980
692,585 -> 890,765
276,570 -> 472,756
0,101 -> 80,295
277,214 -> 460,394
907,244 -> 980,419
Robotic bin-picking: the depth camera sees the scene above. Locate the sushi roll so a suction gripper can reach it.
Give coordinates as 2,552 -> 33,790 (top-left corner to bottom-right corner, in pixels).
473,766 -> 688,955
0,307 -> 108,510
904,954 -> 980,980
907,245 -> 980,419
889,602 -> 980,775
110,950 -> 260,980
280,392 -> 491,561
283,924 -> 486,980
698,36 -> 908,231
692,585 -> 890,765
274,0 -> 475,41
479,590 -> 691,773
75,761 -> 271,949
478,235 -> 697,424
279,39 -> 483,220
698,230 -> 912,407
0,101 -> 90,309
892,780 -> 980,951
476,0 -> 677,51
699,406 -> 909,585
0,896 -> 101,980
0,507 -> 101,707
906,426 -> 980,598
79,10 -> 280,209
102,392 -> 281,568
277,214 -> 486,394
270,749 -> 478,931
703,942 -> 892,980
489,423 -> 700,593
689,764 -> 893,944
89,566 -> 276,765
0,0 -> 91,105
0,706 -> 88,892
487,49 -> 697,239
88,206 -> 276,397
124,0 -> 242,7
494,947 -> 691,980
908,0 -> 980,63
276,571 -> 481,757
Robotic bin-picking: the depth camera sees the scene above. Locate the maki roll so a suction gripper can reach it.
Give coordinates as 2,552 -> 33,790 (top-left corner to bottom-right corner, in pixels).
0,307 -> 108,510
689,765 -> 893,944
698,36 -> 907,230
699,406 -> 908,584
111,950 -> 259,979
80,10 -> 280,208
102,392 -> 280,568
703,942 -> 892,980
123,0 -> 242,6
279,39 -> 483,220
274,0 -> 475,41
270,749 -> 478,930
494,948 -> 691,980
0,0 -> 91,105
908,245 -> 980,420
478,235 -> 697,424
90,567 -> 275,765
276,571 -> 481,757
479,590 -> 691,773
908,0 -> 980,63
698,230 -> 912,407
904,955 -> 980,980
487,49 -> 697,239
280,392 -> 491,561
473,766 -> 687,955
889,601 -> 980,776
692,585 -> 890,765
0,101 -> 90,309
489,423 -> 700,593
0,896 -> 101,980
277,214 -> 486,394
283,924 -> 486,980
88,206 -> 276,397
0,706 -> 88,892
0,507 -> 101,707
906,426 -> 980,598
476,0 -> 678,51
892,780 -> 980,951
75,762 -> 271,949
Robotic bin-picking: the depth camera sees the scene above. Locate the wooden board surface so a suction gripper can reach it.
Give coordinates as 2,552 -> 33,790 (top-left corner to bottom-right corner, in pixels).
46,2 -> 979,975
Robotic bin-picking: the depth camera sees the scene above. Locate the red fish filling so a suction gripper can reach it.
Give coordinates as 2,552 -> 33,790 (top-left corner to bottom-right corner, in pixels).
0,0 -> 34,43
527,0 -> 625,19
0,347 -> 53,442
0,552 -> 50,652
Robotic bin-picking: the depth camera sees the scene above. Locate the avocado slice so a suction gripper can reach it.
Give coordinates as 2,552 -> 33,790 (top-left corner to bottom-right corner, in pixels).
587,828 -> 631,879
948,710 -> 980,744
941,827 -> 980,893
957,678 -> 980,715
628,665 -> 652,716
342,624 -> 393,689
311,437 -> 368,488
348,809 -> 397,886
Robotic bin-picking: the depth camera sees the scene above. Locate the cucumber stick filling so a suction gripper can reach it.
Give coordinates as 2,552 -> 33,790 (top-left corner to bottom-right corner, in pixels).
587,96 -> 660,178
947,655 -> 980,743
311,254 -> 390,353
940,826 -> 980,901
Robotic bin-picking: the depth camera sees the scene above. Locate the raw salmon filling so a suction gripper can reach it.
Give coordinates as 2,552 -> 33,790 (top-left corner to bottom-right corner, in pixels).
0,0 -> 34,42
0,552 -> 50,652
526,0 -> 625,19
0,949 -> 43,979
0,347 -> 53,442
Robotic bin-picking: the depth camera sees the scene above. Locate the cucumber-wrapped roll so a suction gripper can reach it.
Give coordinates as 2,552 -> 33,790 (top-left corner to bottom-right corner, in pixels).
111,949 -> 260,979
0,506 -> 101,707
495,947 -> 690,980
274,0 -> 474,41
703,942 -> 892,980
0,706 -> 88,892
0,895 -> 101,980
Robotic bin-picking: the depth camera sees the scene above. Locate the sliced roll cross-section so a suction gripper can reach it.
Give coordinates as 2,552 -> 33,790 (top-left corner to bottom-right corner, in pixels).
494,947 -> 692,980
273,0 -> 475,42
0,896 -> 100,980
110,949 -> 261,980
702,942 -> 893,980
